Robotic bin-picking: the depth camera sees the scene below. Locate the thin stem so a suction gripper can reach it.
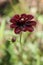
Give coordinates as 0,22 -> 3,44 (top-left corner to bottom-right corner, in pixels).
37,55 -> 40,65
20,32 -> 22,51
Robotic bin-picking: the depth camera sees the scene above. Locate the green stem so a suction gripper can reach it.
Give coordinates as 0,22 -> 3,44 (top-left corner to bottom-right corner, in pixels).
37,55 -> 40,65
20,32 -> 22,51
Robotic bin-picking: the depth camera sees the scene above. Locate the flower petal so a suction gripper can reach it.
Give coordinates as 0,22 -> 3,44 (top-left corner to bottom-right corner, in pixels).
30,21 -> 36,26
10,24 -> 17,28
13,14 -> 20,21
21,26 -> 27,32
20,14 -> 27,21
27,15 -> 34,20
14,27 -> 21,34
27,27 -> 34,32
21,14 -> 27,18
25,21 -> 36,26
22,28 -> 26,31
10,18 -> 15,23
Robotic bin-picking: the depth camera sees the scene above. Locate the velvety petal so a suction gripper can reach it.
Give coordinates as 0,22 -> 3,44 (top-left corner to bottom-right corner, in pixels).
10,18 -> 15,23
27,15 -> 34,20
26,27 -> 34,32
13,14 -> 20,21
21,14 -> 27,18
30,21 -> 36,26
10,24 -> 17,28
25,21 -> 36,26
25,21 -> 30,26
14,27 -> 21,34
21,27 -> 27,32
20,14 -> 27,21
10,15 -> 20,23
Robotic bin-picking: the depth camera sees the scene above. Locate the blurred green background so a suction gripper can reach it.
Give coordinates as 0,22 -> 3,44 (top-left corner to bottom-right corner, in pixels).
0,0 -> 43,65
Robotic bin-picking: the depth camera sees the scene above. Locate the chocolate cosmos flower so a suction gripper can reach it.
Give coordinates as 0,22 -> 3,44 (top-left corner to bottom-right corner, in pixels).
10,14 -> 36,34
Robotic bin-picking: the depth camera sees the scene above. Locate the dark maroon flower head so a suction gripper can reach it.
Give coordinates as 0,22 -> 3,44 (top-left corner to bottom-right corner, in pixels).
10,14 -> 36,34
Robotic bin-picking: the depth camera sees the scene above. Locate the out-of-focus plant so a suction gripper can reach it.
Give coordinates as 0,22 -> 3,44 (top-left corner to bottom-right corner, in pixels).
0,0 -> 43,65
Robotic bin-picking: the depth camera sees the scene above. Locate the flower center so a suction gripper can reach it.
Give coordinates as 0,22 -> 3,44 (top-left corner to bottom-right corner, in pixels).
16,21 -> 25,27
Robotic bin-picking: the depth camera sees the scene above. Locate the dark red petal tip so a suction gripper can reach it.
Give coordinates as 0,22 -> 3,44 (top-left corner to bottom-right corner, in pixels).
10,23 -> 17,28
20,14 -> 27,20
10,24 -> 15,28
27,27 -> 34,32
21,14 -> 27,17
22,27 -> 26,31
27,21 -> 36,26
14,27 -> 21,34
27,15 -> 34,20
10,18 -> 14,23
31,21 -> 36,26
13,14 -> 20,21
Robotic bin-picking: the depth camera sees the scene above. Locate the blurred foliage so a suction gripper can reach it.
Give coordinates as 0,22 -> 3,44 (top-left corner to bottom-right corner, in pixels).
0,0 -> 19,16
13,0 -> 19,5
0,0 -> 43,65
